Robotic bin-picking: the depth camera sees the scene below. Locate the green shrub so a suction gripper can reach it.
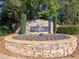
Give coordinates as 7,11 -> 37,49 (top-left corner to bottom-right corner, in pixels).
0,25 -> 11,36
21,14 -> 26,34
57,25 -> 79,35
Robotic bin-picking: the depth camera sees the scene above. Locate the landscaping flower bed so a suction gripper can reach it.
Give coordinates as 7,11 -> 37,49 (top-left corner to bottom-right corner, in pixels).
13,34 -> 70,41
4,34 -> 77,57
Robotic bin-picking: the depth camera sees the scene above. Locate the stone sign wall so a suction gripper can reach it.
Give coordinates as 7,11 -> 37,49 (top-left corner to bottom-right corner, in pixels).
26,20 -> 53,34
5,35 -> 77,57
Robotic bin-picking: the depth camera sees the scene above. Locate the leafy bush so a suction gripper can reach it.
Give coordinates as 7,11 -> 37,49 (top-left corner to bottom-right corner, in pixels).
0,25 -> 11,36
57,25 -> 79,35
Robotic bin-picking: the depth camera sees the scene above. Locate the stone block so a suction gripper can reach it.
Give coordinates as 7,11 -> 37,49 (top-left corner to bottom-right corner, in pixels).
43,45 -> 51,50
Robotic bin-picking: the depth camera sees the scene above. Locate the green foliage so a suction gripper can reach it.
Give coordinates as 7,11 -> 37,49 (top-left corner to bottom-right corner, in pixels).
8,0 -> 60,19
58,0 -> 79,25
5,0 -> 79,34
38,0 -> 60,19
6,0 -> 60,34
0,25 -> 11,36
57,25 -> 79,35
1,6 -> 19,34
9,0 -> 21,7
21,14 -> 26,34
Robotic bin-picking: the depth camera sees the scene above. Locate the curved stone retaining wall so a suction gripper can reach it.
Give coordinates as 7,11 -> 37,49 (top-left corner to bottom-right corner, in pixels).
5,34 -> 77,57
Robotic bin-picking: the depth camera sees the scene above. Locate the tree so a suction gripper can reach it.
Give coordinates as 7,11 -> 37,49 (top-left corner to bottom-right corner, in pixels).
37,0 -> 60,33
58,0 -> 79,25
5,0 -> 60,34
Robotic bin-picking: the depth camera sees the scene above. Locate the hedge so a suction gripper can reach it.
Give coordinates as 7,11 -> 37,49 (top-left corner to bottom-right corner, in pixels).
0,25 -> 11,36
57,25 -> 79,35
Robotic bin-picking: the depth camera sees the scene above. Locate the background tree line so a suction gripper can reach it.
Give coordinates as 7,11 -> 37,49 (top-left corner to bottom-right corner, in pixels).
0,0 -> 79,35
